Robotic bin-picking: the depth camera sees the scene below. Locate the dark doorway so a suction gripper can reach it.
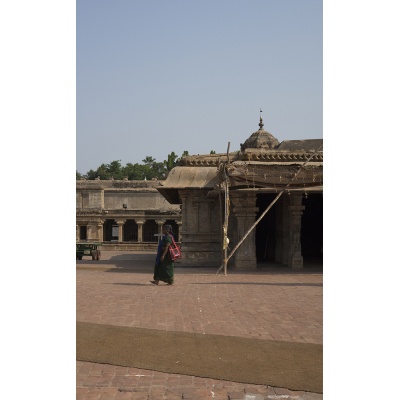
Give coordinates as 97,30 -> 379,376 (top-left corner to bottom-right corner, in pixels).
255,194 -> 278,263
301,193 -> 323,263
143,220 -> 158,242
123,220 -> 138,242
103,219 -> 116,241
79,226 -> 87,241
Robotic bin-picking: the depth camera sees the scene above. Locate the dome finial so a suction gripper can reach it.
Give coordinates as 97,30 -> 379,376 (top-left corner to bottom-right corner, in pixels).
259,108 -> 264,130
240,109 -> 279,151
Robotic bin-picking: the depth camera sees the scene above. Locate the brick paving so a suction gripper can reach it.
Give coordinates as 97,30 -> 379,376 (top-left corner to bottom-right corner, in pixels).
77,251 -> 323,400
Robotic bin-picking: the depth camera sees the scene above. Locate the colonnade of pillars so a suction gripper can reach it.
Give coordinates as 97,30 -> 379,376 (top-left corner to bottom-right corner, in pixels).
228,192 -> 305,269
76,219 -> 182,243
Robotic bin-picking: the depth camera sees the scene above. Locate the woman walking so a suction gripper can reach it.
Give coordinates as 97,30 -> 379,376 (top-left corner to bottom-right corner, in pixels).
151,224 -> 175,285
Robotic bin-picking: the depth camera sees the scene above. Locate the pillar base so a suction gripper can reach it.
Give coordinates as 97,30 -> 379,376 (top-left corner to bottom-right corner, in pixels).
288,256 -> 303,268
230,257 -> 257,270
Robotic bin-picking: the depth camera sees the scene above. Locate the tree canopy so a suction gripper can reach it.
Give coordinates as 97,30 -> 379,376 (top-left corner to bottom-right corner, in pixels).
77,151 -> 189,181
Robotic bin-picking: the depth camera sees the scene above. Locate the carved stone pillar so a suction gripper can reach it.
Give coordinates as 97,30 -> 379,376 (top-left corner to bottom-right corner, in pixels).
96,221 -> 104,242
135,220 -> 145,243
157,220 -> 166,237
176,221 -> 182,242
115,219 -> 126,243
76,225 -> 80,241
230,192 -> 259,270
87,222 -> 100,241
287,194 -> 305,268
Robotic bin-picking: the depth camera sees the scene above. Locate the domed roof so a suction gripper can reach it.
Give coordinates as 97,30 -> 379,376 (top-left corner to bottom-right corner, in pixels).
240,115 -> 280,151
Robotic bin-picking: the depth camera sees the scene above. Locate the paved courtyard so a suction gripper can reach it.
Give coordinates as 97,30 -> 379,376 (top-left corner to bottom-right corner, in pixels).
76,251 -> 323,400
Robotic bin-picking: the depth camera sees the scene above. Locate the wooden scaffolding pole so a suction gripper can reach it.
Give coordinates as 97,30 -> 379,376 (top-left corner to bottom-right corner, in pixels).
221,142 -> 230,276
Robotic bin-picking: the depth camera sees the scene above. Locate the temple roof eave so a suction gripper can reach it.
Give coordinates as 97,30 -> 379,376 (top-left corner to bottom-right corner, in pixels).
156,166 -> 219,204
179,151 -> 323,166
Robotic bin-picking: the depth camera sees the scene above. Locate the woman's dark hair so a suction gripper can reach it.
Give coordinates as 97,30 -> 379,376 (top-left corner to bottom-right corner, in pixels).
163,224 -> 173,234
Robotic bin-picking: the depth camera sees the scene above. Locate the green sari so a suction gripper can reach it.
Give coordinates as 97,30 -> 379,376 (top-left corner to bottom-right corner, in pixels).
153,234 -> 174,284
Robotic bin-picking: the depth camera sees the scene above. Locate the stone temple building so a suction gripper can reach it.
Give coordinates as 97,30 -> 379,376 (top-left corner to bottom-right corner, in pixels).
76,179 -> 181,250
157,116 -> 323,269
76,116 -> 322,269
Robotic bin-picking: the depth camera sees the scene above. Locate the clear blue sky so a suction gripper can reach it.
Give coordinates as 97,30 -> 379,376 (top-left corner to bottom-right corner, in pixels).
76,0 -> 322,174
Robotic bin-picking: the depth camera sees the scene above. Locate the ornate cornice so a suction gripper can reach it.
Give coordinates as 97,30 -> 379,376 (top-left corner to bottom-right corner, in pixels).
180,151 -> 323,166
76,180 -> 163,189
242,152 -> 323,162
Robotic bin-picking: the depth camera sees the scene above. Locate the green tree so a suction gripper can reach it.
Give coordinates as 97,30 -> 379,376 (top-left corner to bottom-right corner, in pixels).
151,161 -> 167,179
142,156 -> 156,165
83,161 -> 123,180
96,164 -> 110,180
81,152 -> 188,181
174,150 -> 189,167
122,163 -> 140,180
141,156 -> 168,179
164,151 -> 179,172
121,163 -> 149,180
85,169 -> 98,180
107,160 -> 123,179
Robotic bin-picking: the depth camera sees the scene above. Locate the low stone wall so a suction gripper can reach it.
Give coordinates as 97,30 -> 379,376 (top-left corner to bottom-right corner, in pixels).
93,243 -> 158,252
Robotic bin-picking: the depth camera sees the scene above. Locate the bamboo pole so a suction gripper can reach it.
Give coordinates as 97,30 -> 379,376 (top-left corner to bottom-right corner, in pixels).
223,143 -> 230,276
225,191 -> 283,264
